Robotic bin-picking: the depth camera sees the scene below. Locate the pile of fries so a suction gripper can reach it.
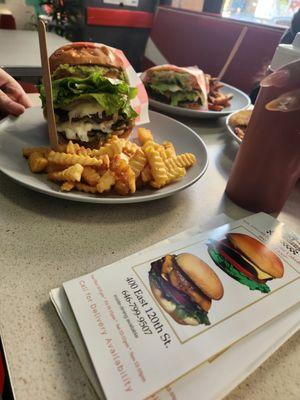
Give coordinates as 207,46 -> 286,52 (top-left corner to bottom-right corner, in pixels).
22,128 -> 196,196
206,76 -> 233,111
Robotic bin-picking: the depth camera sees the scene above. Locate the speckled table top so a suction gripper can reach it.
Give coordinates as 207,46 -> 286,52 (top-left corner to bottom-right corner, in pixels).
0,99 -> 299,400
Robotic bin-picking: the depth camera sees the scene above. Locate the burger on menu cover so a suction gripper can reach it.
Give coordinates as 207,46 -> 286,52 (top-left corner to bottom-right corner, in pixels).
39,43 -> 138,148
207,233 -> 284,293
149,253 -> 224,326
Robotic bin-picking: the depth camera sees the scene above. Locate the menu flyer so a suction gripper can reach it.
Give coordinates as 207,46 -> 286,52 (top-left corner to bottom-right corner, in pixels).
63,213 -> 300,400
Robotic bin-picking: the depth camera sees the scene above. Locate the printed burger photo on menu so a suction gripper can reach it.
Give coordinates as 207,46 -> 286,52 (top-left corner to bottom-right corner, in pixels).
39,42 -> 138,148
149,253 -> 224,326
207,233 -> 284,293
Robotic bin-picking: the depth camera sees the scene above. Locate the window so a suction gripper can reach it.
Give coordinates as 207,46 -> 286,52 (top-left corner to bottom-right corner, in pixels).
222,0 -> 299,27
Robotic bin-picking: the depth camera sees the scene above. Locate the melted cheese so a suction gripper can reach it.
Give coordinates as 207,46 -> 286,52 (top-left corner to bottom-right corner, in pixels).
57,120 -> 116,142
68,101 -> 103,121
240,255 -> 273,280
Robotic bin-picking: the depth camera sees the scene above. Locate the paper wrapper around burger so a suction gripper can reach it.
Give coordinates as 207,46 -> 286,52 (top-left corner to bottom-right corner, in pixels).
141,64 -> 209,110
112,47 -> 149,125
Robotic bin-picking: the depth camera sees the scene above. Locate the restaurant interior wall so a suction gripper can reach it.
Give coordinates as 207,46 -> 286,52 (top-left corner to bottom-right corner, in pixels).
68,0 -> 159,71
0,0 -> 35,29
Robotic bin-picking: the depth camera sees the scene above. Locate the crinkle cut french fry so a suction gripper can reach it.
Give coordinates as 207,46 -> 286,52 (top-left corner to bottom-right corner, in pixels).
28,151 -> 48,173
48,163 -> 83,182
82,167 -> 101,186
157,145 -> 168,161
114,181 -> 130,196
75,182 -> 98,194
46,163 -> 67,173
129,149 -> 147,177
96,170 -> 115,193
144,146 -> 168,187
66,141 -> 80,154
123,140 -> 139,157
60,182 -> 75,192
140,164 -> 152,183
166,165 -> 186,183
162,141 -> 176,158
165,153 -> 196,169
48,151 -> 103,167
111,155 -> 136,193
137,127 -> 153,145
23,147 -> 50,158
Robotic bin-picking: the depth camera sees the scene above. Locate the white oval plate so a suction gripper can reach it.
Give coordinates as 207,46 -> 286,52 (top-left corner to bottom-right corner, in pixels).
0,108 -> 208,204
148,83 -> 251,119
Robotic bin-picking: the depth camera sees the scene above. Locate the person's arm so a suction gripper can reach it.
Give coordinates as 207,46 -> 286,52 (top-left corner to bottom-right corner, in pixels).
0,68 -> 32,116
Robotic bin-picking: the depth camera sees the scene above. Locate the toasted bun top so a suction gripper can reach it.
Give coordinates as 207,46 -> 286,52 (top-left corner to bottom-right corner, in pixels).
176,253 -> 224,300
227,233 -> 284,278
49,42 -> 124,73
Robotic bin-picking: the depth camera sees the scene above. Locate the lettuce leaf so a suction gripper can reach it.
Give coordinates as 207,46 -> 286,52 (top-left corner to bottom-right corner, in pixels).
151,70 -> 191,88
207,246 -> 271,293
39,72 -> 137,118
149,82 -> 201,106
169,91 -> 200,106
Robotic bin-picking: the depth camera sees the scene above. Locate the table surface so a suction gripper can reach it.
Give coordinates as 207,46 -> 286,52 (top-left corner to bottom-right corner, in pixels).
0,29 -> 69,75
0,96 -> 299,400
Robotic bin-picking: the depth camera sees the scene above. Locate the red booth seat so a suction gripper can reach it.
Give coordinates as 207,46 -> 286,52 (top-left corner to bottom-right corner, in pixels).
144,7 -> 285,93
0,13 -> 16,30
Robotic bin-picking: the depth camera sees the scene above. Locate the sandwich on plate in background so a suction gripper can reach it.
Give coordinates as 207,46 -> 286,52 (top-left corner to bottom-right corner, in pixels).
142,64 -> 232,111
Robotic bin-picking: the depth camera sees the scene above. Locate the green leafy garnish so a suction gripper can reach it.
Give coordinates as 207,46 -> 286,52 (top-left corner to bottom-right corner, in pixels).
39,72 -> 137,118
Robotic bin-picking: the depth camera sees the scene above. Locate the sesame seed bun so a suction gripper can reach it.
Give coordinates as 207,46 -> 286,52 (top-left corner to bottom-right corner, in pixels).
227,233 -> 284,278
49,42 -> 124,74
176,253 -> 224,300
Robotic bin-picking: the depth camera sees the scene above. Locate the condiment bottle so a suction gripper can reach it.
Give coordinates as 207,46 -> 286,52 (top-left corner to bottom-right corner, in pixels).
226,59 -> 300,214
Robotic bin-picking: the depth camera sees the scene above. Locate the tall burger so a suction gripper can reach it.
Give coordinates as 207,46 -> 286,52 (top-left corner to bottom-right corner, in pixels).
149,253 -> 224,326
39,43 -> 138,148
207,233 -> 284,293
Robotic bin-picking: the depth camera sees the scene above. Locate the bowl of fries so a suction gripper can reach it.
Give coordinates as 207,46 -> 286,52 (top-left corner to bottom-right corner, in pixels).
0,108 -> 208,203
226,108 -> 253,144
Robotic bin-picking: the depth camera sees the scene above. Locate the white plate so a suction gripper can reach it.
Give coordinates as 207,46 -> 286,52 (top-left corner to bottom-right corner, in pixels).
0,108 -> 208,204
226,108 -> 253,144
148,83 -> 251,118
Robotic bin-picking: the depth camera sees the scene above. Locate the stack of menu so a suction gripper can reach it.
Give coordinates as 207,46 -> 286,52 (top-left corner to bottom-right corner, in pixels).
50,213 -> 300,400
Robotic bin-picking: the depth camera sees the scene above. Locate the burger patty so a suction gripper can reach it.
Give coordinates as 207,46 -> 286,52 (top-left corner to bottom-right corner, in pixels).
56,113 -> 133,146
56,112 -> 130,134
160,255 -> 212,311
169,263 -> 212,311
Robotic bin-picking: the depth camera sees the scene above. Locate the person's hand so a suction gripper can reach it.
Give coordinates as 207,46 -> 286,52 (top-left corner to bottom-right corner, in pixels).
0,68 -> 32,116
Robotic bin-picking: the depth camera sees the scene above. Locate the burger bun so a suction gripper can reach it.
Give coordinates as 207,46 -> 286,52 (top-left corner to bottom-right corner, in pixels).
49,42 -> 124,73
176,253 -> 224,300
227,233 -> 284,278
